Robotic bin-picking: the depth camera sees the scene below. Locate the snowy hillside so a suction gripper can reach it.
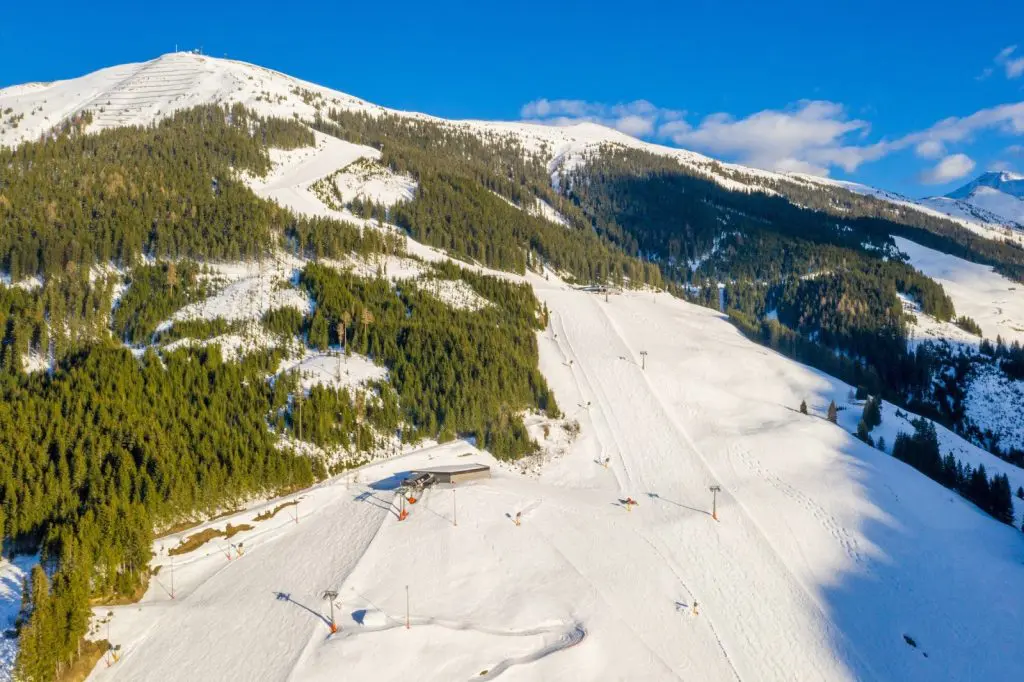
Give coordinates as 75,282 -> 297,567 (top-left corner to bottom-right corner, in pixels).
6,50 -> 1023,266
3,51 -> 1024,682
894,236 -> 1024,346
83,276 -> 1024,682
61,116 -> 1023,682
2,50 -> 995,247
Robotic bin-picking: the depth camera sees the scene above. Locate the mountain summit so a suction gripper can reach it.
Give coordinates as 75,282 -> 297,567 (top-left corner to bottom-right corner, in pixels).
919,170 -> 1024,228
947,170 -> 1024,201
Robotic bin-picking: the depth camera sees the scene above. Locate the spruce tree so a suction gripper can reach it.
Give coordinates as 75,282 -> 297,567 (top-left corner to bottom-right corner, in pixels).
990,474 -> 1014,525
827,400 -> 838,423
856,420 -> 873,445
863,396 -> 882,430
799,399 -> 808,415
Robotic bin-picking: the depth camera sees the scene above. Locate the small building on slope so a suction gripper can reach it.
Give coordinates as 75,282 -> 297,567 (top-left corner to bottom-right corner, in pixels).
407,463 -> 491,486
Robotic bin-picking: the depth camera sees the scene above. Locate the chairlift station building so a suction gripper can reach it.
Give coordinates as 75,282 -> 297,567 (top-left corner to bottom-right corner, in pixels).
409,463 -> 491,486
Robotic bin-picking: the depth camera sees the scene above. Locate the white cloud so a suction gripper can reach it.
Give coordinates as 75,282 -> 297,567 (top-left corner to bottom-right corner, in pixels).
995,45 -> 1024,79
520,98 -> 683,138
656,100 -> 872,175
920,153 -> 976,184
520,96 -> 1024,180
1007,144 -> 1024,156
615,115 -> 655,137
914,140 -> 945,159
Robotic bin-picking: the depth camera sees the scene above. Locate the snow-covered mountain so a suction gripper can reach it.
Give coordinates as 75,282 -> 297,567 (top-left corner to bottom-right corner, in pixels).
919,171 -> 1024,229
4,50 -> 1024,682
0,52 -> 786,193
2,51 -> 1012,245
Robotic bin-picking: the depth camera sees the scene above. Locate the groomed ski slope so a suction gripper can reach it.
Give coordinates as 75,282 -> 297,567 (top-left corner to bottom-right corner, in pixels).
87,278 -> 1024,682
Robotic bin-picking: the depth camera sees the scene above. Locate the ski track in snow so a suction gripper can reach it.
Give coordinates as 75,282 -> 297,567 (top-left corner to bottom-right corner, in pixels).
556,291 -> 876,681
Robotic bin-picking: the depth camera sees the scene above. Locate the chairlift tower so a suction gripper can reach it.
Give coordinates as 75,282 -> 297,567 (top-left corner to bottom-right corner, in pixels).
709,485 -> 721,521
322,590 -> 339,633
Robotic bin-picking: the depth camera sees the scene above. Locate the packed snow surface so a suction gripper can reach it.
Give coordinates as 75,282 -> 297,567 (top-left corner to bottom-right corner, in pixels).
86,278 -> 1024,682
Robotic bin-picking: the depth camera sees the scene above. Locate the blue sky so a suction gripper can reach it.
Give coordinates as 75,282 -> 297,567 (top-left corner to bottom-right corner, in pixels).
2,0 -> 1022,196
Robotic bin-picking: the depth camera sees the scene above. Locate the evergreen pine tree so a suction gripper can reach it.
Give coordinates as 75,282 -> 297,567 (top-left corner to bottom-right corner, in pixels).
799,399 -> 808,415
856,419 -> 873,445
863,396 -> 882,430
827,400 -> 838,423
990,474 -> 1014,525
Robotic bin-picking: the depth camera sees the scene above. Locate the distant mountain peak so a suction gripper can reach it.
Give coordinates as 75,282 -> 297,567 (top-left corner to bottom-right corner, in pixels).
947,171 -> 1024,200
916,170 -> 1024,228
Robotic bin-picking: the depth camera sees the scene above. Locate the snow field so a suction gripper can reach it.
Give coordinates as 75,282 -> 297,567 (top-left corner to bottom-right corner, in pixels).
163,254 -> 310,330
899,293 -> 980,351
895,237 -> 1024,346
832,392 -> 1024,528
276,349 -> 388,394
418,278 -> 492,311
311,157 -> 416,209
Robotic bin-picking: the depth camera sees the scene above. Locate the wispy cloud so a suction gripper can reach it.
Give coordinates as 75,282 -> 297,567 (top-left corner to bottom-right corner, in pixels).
995,45 -> 1024,79
920,153 -> 975,184
987,160 -> 1015,172
914,140 -> 946,159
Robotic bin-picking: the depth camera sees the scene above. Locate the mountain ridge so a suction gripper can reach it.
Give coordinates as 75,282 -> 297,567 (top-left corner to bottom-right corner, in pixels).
4,51 -> 1021,249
